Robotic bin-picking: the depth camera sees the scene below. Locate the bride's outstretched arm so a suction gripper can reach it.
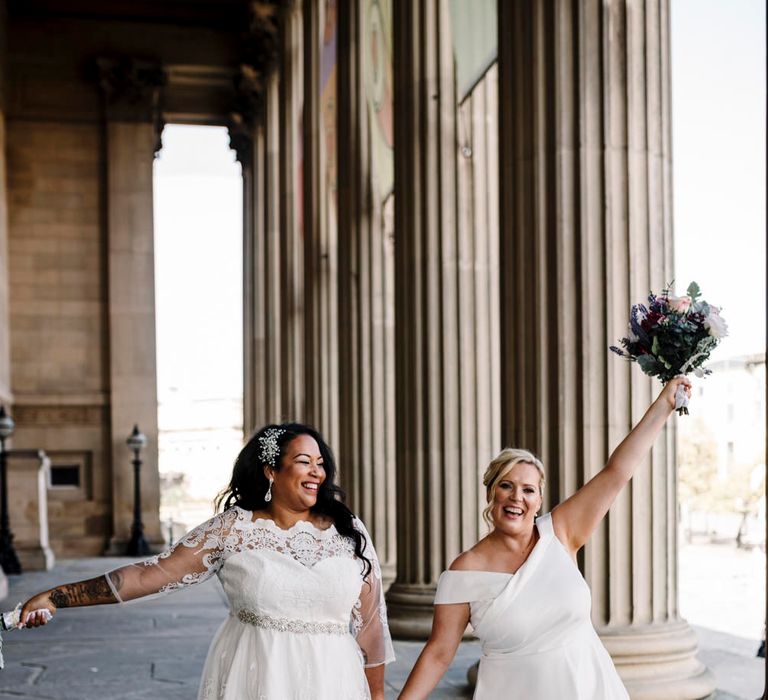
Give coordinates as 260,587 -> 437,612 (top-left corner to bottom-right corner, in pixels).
19,575 -> 118,627
48,575 -> 118,608
552,376 -> 691,555
19,508 -> 240,628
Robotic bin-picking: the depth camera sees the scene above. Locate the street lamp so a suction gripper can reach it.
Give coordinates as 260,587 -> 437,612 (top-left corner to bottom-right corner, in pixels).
0,407 -> 21,574
126,424 -> 150,556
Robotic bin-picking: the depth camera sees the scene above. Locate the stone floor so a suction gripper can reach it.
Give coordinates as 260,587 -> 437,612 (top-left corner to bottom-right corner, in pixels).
0,558 -> 761,699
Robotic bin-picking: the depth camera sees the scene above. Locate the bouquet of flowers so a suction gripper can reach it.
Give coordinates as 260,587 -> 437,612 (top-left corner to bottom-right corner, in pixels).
610,281 -> 728,415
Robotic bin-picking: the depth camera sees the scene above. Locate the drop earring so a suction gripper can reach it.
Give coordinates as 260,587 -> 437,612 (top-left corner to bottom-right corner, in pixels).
264,477 -> 274,503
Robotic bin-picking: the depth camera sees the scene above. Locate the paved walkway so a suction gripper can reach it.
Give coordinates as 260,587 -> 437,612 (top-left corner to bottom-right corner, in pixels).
0,559 -> 761,699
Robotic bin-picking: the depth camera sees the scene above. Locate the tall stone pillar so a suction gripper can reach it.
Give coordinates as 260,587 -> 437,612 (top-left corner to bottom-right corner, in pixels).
336,0 -> 397,581
0,0 -> 10,412
277,1 -> 306,423
303,0 -> 339,446
497,2 -> 715,698
238,0 -> 300,432
229,76 -> 259,435
387,0 -> 500,636
97,58 -> 164,552
0,0 -> 10,598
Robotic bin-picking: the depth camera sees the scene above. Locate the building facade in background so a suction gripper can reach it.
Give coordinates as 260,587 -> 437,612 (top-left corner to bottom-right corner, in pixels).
679,355 -> 766,546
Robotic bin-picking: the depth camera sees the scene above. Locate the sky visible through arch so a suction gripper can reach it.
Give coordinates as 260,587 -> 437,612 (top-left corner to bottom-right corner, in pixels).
153,125 -> 243,409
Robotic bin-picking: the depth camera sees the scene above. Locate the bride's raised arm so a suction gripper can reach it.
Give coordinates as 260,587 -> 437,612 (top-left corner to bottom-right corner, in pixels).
19,508 -> 240,627
552,376 -> 691,555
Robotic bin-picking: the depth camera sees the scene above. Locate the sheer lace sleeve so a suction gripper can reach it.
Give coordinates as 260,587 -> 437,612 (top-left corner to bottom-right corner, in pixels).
350,518 -> 395,667
105,508 -> 240,603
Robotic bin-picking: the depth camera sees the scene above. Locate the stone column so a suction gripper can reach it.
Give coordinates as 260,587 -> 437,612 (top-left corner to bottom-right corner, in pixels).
97,58 -> 164,552
336,0 -> 397,580
387,0 -> 500,637
229,75 -> 258,435
245,116 -> 270,431
231,73 -> 286,433
7,450 -> 54,570
0,0 -> 10,598
302,0 -> 339,445
277,1 -> 306,422
237,1 -> 297,431
497,1 -> 715,697
0,0 -> 10,409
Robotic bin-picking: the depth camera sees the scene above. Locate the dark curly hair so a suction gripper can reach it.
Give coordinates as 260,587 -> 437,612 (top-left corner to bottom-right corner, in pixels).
215,422 -> 372,578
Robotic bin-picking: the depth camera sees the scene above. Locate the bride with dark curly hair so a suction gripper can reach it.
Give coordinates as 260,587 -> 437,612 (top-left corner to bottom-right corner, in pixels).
19,422 -> 394,699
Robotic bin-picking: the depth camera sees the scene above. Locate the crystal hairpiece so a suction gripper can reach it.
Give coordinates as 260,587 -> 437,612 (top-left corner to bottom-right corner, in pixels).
258,428 -> 286,467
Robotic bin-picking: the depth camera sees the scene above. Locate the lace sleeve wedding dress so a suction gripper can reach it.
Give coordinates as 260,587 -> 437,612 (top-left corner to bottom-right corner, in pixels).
104,506 -> 395,700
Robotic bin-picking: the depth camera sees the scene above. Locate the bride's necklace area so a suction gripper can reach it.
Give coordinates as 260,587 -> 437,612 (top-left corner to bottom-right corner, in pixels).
516,530 -> 538,559
258,506 -> 328,532
492,528 -> 538,570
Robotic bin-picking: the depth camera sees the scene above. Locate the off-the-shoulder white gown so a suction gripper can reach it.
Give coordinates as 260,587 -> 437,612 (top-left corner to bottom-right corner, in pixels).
105,506 -> 394,700
435,512 -> 629,699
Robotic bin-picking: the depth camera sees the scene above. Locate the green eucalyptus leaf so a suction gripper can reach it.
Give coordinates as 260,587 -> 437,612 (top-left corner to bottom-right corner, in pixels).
637,354 -> 661,375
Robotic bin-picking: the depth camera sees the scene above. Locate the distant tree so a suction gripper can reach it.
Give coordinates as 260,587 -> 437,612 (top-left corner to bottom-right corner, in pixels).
731,461 -> 765,548
677,418 -> 719,512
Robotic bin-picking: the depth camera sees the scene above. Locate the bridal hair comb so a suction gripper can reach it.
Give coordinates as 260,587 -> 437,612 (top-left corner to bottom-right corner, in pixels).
258,428 -> 286,468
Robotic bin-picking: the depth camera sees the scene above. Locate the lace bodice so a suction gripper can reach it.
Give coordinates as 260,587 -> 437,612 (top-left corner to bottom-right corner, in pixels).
105,506 -> 394,667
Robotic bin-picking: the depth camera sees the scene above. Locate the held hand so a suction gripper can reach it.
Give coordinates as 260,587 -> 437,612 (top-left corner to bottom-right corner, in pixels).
19,591 -> 56,629
657,376 -> 692,413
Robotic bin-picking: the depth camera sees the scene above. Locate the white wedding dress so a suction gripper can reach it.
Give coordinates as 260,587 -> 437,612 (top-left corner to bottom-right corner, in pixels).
435,512 -> 628,699
104,506 -> 394,699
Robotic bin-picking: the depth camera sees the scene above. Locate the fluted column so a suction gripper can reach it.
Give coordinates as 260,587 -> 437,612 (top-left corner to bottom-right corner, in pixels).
498,1 -> 715,697
241,1 -> 303,430
336,0 -> 397,580
0,0 -> 10,598
276,2 -> 306,423
303,0 -> 339,444
0,0 -> 10,413
387,0 -> 500,637
97,58 -> 164,551
244,115 -> 272,432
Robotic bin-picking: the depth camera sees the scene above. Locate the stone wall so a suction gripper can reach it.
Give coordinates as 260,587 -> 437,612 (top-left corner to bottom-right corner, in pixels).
7,121 -> 111,555
3,5 -> 242,555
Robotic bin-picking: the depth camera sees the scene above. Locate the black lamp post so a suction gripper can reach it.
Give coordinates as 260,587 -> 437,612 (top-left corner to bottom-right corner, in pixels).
0,406 -> 21,574
126,424 -> 150,556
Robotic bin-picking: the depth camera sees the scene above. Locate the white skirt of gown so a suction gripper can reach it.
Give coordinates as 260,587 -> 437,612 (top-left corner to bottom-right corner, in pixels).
105,509 -> 393,700
198,615 -> 371,700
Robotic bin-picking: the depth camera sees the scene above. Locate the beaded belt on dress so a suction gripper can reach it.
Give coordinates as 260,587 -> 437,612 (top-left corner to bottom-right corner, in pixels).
237,609 -> 348,635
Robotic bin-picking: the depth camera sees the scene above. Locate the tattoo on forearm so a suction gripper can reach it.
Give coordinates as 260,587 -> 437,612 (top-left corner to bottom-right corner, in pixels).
50,576 -> 117,608
110,570 -> 124,593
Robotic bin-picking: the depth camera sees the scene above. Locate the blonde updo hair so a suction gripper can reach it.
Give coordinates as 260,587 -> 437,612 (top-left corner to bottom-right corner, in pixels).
482,448 -> 545,529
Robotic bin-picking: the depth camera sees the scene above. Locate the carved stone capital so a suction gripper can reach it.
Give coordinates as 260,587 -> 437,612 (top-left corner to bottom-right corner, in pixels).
227,64 -> 264,167
242,1 -> 282,71
94,56 -> 165,154
226,0 -> 283,164
227,108 -> 254,168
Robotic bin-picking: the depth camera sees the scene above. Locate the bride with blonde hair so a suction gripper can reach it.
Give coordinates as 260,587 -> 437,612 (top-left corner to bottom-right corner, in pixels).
398,376 -> 691,700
